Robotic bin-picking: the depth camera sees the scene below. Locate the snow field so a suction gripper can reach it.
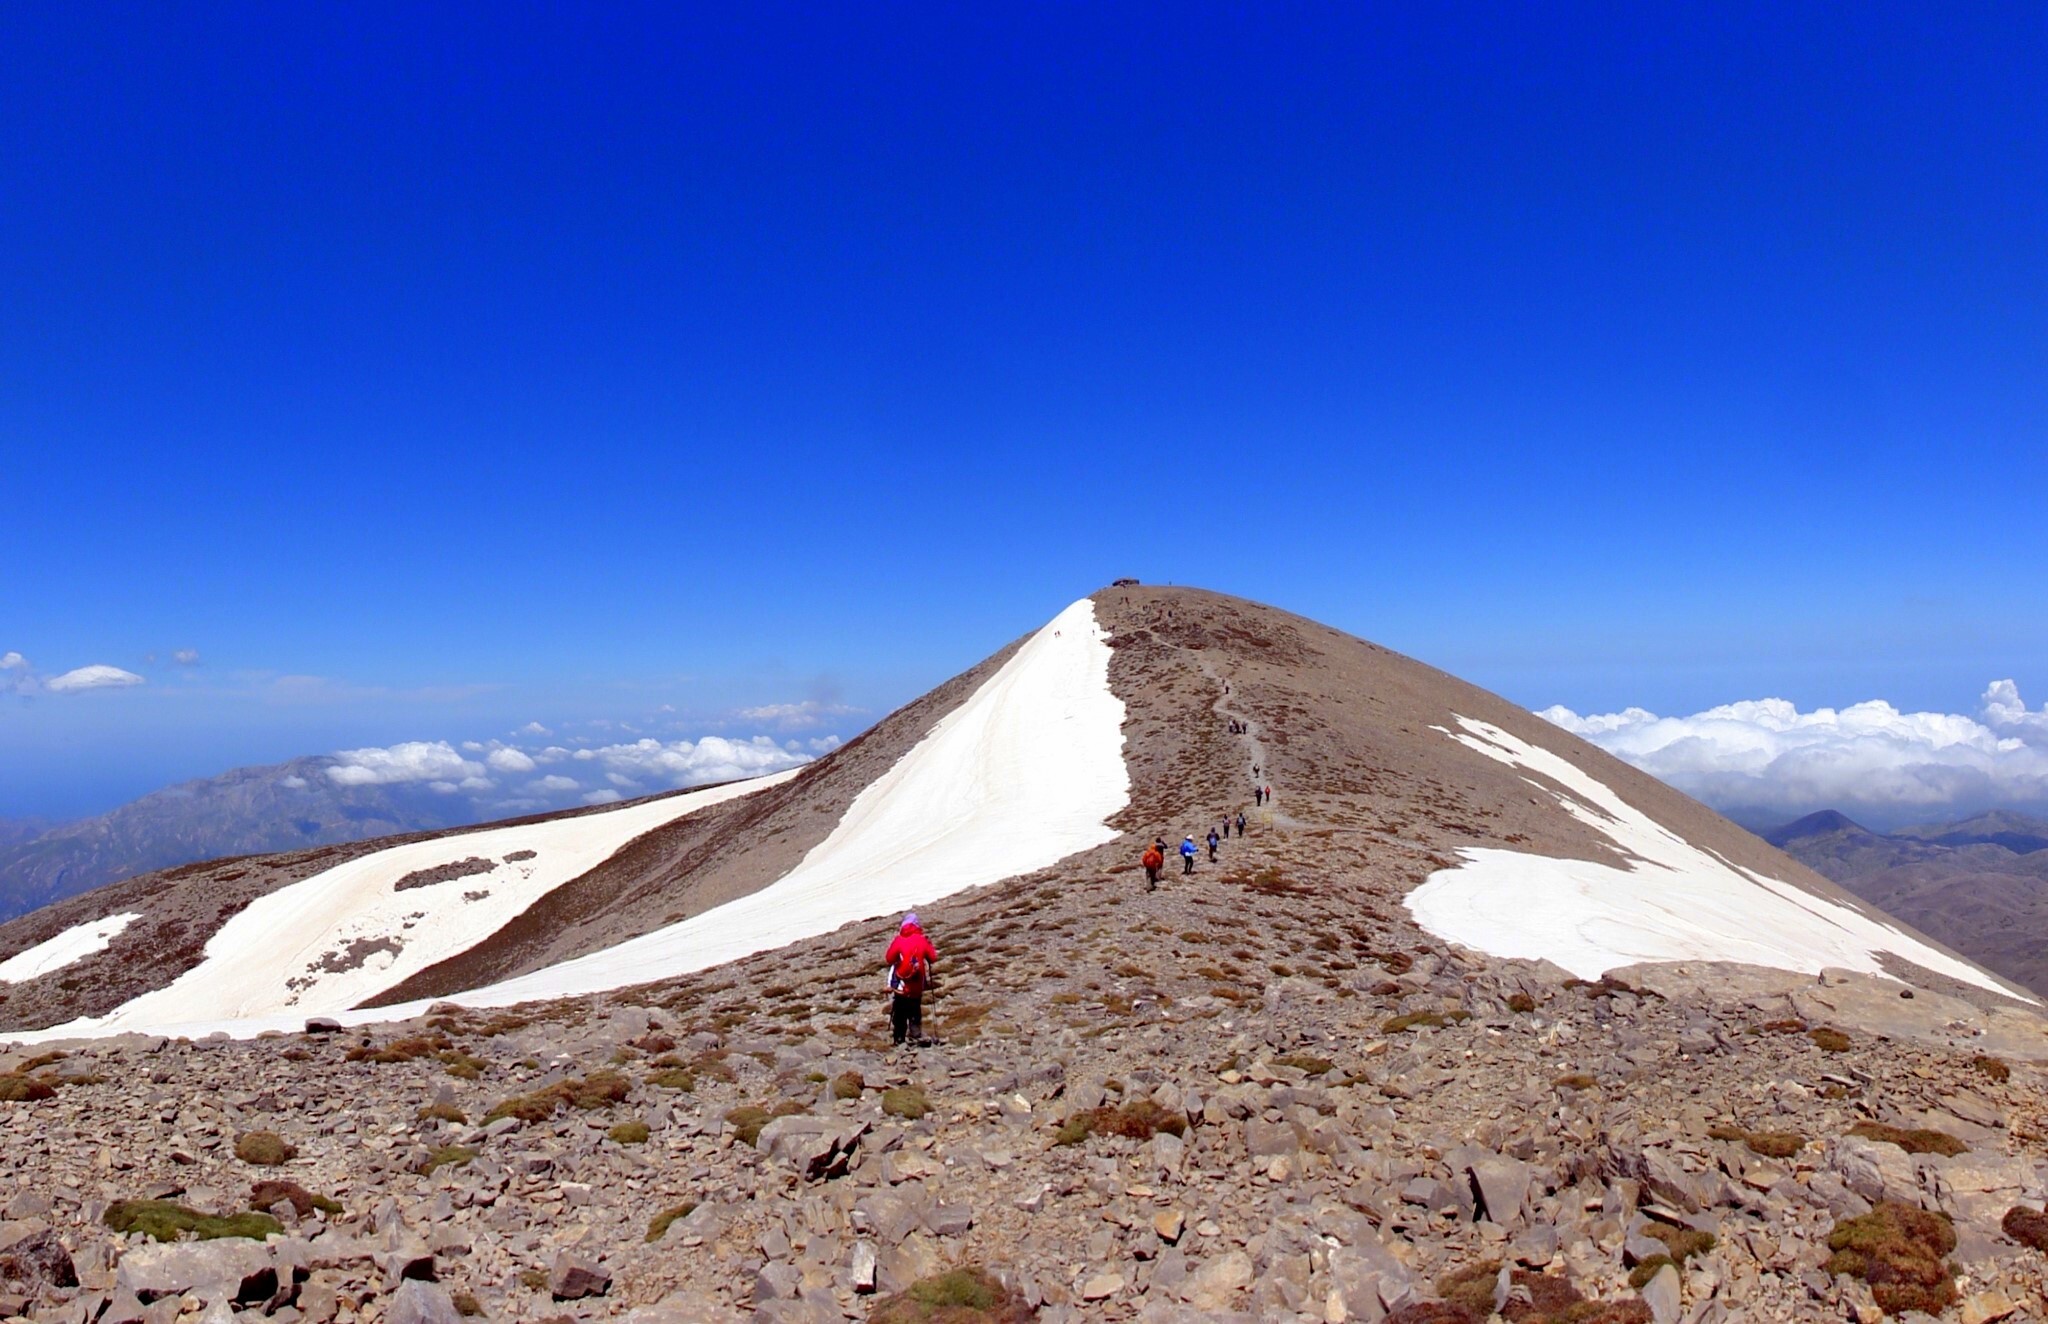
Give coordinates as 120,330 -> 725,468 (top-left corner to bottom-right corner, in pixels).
1405,717 -> 2029,1001
45,772 -> 798,1038
397,595 -> 1130,1010
0,913 -> 141,984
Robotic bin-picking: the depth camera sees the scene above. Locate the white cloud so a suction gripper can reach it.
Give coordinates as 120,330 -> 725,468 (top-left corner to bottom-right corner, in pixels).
280,774 -> 308,789
45,664 -> 145,692
519,721 -> 552,736
325,741 -> 486,787
582,789 -> 623,806
576,734 -> 812,787
529,774 -> 580,793
486,747 -> 537,773
1541,679 -> 2048,826
171,649 -> 200,666
0,652 -> 25,670
736,699 -> 863,730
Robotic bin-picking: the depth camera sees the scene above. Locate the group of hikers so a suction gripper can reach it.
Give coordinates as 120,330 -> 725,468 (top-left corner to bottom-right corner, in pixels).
1139,808 -> 1250,889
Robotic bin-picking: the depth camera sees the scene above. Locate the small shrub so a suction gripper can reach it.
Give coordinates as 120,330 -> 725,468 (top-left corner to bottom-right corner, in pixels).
517,1268 -> 548,1291
646,1068 -> 696,1092
1758,1017 -> 1807,1034
868,1266 -> 1035,1324
831,1070 -> 865,1100
1847,1122 -> 1968,1157
1383,1012 -> 1447,1033
418,1102 -> 467,1125
233,1131 -> 296,1166
608,1120 -> 650,1145
881,1086 -> 930,1120
250,1179 -> 342,1217
452,1292 -> 483,1317
1808,1027 -> 1853,1052
1436,1260 -> 1502,1314
1708,1124 -> 1806,1158
1506,993 -> 1536,1013
1642,1222 -> 1715,1262
2002,1205 -> 2048,1252
1054,1099 -> 1187,1147
484,1070 -> 631,1124
724,1100 -> 805,1146
417,1145 -> 477,1176
1552,1073 -> 1599,1091
1972,1054 -> 2012,1084
1273,1053 -> 1335,1077
1626,1253 -> 1677,1290
104,1200 -> 282,1242
0,1074 -> 56,1103
1826,1201 -> 1958,1316
646,1201 -> 699,1243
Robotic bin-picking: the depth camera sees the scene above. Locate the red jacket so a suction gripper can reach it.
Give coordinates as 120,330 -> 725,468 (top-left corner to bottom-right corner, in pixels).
885,925 -> 938,996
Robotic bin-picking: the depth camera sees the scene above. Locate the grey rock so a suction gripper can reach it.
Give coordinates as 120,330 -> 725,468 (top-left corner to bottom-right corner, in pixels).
1640,1263 -> 1682,1324
115,1241 -> 274,1307
384,1281 -> 462,1324
1467,1155 -> 1533,1228
549,1251 -> 611,1301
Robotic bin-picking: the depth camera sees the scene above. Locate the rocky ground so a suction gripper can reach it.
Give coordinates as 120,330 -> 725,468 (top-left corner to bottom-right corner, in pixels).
2,587 -> 2045,1323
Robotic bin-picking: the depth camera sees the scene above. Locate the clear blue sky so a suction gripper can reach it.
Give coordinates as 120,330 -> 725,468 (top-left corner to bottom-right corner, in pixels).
3,4 -> 2044,819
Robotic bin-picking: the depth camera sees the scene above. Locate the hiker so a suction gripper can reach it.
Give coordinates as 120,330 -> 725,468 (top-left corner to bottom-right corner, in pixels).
1254,786 -> 1263,807
884,913 -> 939,1047
1235,811 -> 1247,837
1180,835 -> 1197,875
1206,828 -> 1221,861
1141,842 -> 1164,890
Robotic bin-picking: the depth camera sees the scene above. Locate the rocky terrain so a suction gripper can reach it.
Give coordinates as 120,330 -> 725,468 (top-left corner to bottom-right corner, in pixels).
0,586 -> 2043,1324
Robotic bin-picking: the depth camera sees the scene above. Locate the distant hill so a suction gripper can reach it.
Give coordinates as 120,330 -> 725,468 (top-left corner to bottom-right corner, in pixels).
0,759 -> 497,923
1766,807 -> 2048,997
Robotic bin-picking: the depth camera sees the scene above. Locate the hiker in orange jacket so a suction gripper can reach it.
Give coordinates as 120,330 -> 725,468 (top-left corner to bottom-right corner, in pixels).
1141,844 -> 1165,890
884,913 -> 939,1047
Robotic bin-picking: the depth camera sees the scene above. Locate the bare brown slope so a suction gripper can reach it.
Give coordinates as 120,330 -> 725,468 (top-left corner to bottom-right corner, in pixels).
0,792 -> 680,1032
362,634 -> 1030,1006
1090,584 -> 2034,1007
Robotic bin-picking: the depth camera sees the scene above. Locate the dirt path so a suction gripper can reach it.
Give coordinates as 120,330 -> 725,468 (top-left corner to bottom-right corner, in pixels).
1194,652 -> 1302,830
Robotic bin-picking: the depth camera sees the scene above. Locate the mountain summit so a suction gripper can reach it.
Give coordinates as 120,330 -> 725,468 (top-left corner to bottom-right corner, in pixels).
2,587 -> 2044,1321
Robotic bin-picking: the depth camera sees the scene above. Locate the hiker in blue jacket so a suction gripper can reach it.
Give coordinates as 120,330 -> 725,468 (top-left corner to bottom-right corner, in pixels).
1180,835 -> 1198,875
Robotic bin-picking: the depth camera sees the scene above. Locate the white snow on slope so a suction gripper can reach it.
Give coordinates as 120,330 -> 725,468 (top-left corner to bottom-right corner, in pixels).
37,774 -> 795,1039
425,596 -> 1129,1010
1405,717 -> 2031,1002
0,913 -> 141,984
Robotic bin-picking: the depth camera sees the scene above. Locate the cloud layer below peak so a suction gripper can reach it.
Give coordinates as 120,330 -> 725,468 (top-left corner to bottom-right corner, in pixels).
1541,680 -> 2048,829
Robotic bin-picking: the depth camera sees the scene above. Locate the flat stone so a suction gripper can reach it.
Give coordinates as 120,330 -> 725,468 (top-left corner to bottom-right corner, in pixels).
1640,1263 -> 1682,1324
549,1252 -> 611,1301
1181,1251 -> 1254,1311
1081,1272 -> 1125,1300
384,1281 -> 461,1324
1153,1210 -> 1186,1244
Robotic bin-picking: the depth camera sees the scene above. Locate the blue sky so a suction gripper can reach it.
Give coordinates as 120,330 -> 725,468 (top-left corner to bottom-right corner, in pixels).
3,4 -> 2044,821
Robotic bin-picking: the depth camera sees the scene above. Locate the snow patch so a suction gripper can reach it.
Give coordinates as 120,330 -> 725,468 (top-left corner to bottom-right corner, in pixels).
0,913 -> 142,984
33,774 -> 794,1037
1405,717 -> 2030,1001
428,597 -> 1130,1009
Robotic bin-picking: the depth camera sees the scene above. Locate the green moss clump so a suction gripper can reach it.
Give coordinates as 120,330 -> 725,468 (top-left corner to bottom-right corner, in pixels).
1642,1222 -> 1715,1263
1847,1122 -> 1968,1157
607,1120 -> 651,1145
645,1201 -> 699,1243
881,1086 -> 930,1120
417,1145 -> 477,1175
1436,1260 -> 1502,1314
452,1291 -> 484,1317
1825,1202 -> 1957,1316
646,1068 -> 696,1092
1808,1027 -> 1853,1052
418,1102 -> 467,1125
1383,1012 -> 1446,1033
104,1200 -> 283,1242
1627,1254 -> 1677,1290
831,1071 -> 865,1100
722,1100 -> 805,1146
869,1266 -> 1034,1323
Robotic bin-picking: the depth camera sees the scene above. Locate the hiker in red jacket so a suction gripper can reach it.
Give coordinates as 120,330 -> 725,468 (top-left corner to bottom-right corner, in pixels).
884,913 -> 939,1047
1141,843 -> 1165,890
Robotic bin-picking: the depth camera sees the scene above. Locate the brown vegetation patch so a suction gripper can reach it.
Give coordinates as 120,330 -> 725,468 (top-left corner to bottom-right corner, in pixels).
869,1266 -> 1036,1323
1825,1201 -> 1958,1317
484,1070 -> 630,1124
1708,1124 -> 1806,1158
1847,1122 -> 1968,1157
1808,1027 -> 1853,1052
1054,1099 -> 1186,1147
2002,1205 -> 2048,1252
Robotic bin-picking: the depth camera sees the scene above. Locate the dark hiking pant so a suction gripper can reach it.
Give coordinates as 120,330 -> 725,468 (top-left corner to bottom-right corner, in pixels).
891,994 -> 923,1045
1182,855 -> 1194,874
1145,866 -> 1160,889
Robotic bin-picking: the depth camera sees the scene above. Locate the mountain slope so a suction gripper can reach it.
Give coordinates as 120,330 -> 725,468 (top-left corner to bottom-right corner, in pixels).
1770,807 -> 2048,998
0,757 -> 502,923
3,586 -> 2034,1043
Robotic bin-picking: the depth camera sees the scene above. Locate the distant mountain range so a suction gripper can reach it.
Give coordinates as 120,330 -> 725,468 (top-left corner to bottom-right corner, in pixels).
1765,808 -> 2048,997
0,759 -> 499,923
